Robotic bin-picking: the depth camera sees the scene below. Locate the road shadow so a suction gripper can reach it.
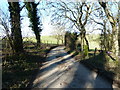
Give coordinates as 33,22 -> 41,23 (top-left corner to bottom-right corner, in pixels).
65,52 -> 114,88
32,48 -> 114,89
31,47 -> 76,88
2,53 -> 45,89
46,52 -> 68,62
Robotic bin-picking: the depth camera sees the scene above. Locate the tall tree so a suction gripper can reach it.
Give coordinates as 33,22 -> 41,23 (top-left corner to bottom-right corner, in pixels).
8,2 -> 24,53
99,2 -> 119,56
49,1 -> 94,51
25,2 -> 42,47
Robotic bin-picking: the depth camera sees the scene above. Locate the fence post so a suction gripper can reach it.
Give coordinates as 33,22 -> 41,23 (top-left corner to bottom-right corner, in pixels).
47,41 -> 48,46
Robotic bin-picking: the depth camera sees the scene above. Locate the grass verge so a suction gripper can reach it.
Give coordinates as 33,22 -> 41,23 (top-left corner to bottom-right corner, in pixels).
65,46 -> 120,88
79,51 -> 120,88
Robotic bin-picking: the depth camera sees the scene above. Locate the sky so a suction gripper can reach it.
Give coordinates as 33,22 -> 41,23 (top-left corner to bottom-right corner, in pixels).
0,0 -> 55,37
0,0 -> 119,37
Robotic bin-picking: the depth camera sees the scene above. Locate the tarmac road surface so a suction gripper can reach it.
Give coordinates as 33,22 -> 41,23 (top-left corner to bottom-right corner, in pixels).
32,46 -> 116,89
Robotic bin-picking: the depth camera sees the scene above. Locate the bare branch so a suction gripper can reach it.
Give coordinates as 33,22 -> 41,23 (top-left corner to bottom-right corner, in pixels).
99,2 -> 116,26
89,17 -> 104,26
20,4 -> 26,11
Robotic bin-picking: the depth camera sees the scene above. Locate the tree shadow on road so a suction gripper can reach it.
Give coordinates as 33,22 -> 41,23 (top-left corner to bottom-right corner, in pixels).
32,49 -> 115,89
32,50 -> 76,88
65,52 -> 114,89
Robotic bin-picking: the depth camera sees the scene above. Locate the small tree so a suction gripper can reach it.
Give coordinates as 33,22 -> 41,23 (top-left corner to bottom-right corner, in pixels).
0,9 -> 14,52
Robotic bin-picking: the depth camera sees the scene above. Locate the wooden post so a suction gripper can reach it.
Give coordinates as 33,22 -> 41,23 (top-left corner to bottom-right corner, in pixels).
94,48 -> 97,56
47,41 -> 48,45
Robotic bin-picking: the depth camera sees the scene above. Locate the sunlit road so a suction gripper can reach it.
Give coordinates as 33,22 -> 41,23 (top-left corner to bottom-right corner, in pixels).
32,46 -> 115,89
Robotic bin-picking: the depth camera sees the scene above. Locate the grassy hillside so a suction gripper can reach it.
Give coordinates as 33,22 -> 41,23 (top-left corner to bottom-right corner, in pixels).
87,34 -> 100,50
77,34 -> 100,50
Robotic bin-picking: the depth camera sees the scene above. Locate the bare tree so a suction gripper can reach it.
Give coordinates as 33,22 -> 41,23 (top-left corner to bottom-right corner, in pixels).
0,9 -> 14,52
51,23 -> 66,45
99,2 -> 119,56
89,5 -> 112,51
48,1 -> 95,51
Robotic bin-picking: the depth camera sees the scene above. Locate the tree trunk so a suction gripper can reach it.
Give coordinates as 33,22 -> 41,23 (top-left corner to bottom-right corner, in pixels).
80,28 -> 89,51
103,20 -> 107,51
118,2 -> 120,57
84,36 -> 89,51
111,25 -> 118,56
64,34 -> 67,46
7,36 -> 14,53
8,2 -> 24,54
118,27 -> 120,56
99,2 -> 118,56
80,35 -> 84,51
57,39 -> 59,45
35,31 -> 41,47
25,2 -> 42,48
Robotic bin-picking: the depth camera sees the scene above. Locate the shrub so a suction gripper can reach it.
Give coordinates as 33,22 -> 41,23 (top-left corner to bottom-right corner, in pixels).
65,31 -> 78,51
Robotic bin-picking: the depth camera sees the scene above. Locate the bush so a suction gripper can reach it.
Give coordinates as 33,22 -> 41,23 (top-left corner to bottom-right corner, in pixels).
65,31 -> 78,51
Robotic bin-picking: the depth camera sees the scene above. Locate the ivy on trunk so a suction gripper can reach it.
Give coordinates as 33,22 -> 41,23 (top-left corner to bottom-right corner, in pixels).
8,2 -> 24,54
25,2 -> 42,47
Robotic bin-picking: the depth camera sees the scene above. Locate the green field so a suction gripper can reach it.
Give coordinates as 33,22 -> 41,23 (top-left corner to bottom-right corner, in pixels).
77,34 -> 100,50
87,34 -> 100,50
41,36 -> 63,44
23,35 -> 100,49
23,36 -> 63,45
